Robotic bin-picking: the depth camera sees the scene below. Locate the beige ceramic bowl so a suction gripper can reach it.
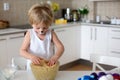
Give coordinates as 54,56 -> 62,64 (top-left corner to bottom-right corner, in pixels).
30,60 -> 59,80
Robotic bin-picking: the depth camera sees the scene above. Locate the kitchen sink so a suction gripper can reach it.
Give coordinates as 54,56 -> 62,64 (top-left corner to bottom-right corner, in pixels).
99,21 -> 111,24
91,21 -> 111,25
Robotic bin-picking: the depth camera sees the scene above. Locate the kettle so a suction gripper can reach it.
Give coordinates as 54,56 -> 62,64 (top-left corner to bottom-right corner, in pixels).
72,10 -> 79,22
62,8 -> 72,22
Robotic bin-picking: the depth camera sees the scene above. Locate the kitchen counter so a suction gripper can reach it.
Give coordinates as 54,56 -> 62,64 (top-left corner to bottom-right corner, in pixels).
13,70 -> 118,80
0,22 -> 120,35
13,71 -> 92,80
52,21 -> 120,28
0,23 -> 81,35
81,22 -> 120,27
0,24 -> 32,35
0,28 -> 26,35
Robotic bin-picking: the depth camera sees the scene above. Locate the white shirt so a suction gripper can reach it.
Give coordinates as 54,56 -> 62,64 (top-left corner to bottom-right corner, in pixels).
27,29 -> 54,70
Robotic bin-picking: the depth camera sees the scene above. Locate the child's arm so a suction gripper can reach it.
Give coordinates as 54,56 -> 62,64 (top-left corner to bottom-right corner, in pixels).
48,31 -> 64,66
20,31 -> 43,65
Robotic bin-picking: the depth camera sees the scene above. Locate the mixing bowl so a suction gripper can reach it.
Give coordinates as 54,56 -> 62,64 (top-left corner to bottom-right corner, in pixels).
30,60 -> 59,80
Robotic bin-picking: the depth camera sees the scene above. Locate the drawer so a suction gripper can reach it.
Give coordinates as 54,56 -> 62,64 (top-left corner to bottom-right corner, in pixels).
108,35 -> 120,50
108,49 -> 120,55
109,28 -> 120,36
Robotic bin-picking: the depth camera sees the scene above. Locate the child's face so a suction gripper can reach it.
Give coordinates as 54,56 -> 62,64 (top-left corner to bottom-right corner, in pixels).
32,22 -> 49,35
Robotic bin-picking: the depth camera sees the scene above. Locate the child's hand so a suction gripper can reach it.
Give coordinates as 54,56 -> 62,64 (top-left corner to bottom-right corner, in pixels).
30,55 -> 43,65
48,55 -> 59,66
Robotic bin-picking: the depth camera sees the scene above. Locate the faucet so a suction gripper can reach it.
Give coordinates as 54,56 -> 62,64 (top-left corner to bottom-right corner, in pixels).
106,16 -> 111,20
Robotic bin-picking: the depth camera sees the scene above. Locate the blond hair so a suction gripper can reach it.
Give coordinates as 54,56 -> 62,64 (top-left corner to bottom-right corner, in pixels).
28,3 -> 53,27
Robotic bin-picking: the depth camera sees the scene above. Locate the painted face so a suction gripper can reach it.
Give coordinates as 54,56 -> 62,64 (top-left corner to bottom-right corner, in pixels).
32,22 -> 49,35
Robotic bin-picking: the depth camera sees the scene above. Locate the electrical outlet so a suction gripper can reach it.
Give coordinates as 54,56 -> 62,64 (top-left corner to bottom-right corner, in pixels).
3,3 -> 9,11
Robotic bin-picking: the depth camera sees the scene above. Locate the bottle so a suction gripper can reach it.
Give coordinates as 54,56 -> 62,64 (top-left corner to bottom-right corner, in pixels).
96,16 -> 100,23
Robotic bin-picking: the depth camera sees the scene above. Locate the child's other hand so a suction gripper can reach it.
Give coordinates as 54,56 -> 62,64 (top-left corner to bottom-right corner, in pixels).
31,55 -> 43,65
48,55 -> 58,66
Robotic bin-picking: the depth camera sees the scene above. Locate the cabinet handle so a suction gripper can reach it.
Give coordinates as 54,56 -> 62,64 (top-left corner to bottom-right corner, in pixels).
112,37 -> 120,40
111,30 -> 120,32
111,51 -> 120,54
95,28 -> 97,40
90,28 -> 92,40
55,30 -> 65,32
9,36 -> 24,39
0,39 -> 6,41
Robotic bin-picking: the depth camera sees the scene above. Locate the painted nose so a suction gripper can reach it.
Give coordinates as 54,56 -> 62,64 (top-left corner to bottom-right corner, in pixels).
41,31 -> 44,33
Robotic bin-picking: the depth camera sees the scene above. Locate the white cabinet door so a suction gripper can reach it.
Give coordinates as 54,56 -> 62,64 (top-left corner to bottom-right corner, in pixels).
93,26 -> 108,55
81,25 -> 108,60
7,33 -> 24,64
0,37 -> 7,67
54,26 -> 81,65
81,25 -> 94,60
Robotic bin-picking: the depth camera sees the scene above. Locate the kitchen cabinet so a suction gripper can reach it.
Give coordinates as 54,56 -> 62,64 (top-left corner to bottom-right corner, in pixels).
7,33 -> 24,64
80,25 -> 108,60
0,36 -> 7,67
0,33 -> 24,67
54,26 -> 81,65
108,27 -> 120,55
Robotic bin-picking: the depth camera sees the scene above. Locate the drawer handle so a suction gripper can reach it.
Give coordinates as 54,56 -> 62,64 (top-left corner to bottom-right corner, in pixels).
111,30 -> 120,32
90,28 -> 92,40
95,28 -> 97,40
112,37 -> 120,40
111,51 -> 120,54
0,39 -> 6,41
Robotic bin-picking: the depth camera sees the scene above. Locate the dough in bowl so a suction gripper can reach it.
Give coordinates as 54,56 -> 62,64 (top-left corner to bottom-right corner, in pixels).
30,60 -> 59,80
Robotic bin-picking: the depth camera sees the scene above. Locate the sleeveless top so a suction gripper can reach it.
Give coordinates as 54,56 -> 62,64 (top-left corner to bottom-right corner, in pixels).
27,29 -> 54,70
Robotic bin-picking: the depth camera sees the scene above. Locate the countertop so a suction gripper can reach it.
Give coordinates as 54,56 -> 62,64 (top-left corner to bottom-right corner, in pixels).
0,28 -> 26,35
13,71 -> 92,80
13,70 -> 118,80
0,22 -> 120,35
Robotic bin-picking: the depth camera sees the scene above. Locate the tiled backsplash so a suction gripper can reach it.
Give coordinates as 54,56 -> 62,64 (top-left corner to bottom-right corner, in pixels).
0,0 -> 120,26
0,0 -> 72,26
71,0 -> 95,22
71,0 -> 120,22
96,1 -> 120,21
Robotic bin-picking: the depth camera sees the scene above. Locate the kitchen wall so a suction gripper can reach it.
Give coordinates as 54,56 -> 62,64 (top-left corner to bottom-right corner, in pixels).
71,0 -> 120,21
0,0 -> 72,26
96,1 -> 120,21
71,0 -> 95,21
0,0 -> 120,26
